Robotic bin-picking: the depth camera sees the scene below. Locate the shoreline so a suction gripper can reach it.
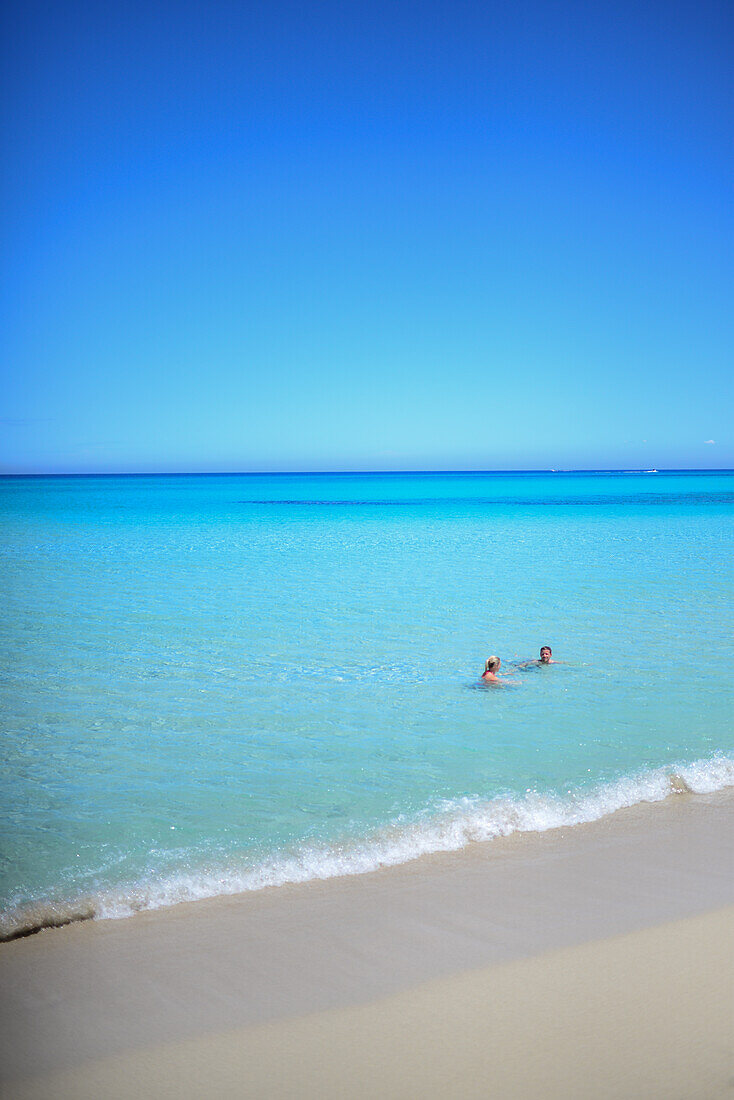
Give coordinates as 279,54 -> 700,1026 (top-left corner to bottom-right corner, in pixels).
1,787 -> 733,1096
3,756 -> 733,943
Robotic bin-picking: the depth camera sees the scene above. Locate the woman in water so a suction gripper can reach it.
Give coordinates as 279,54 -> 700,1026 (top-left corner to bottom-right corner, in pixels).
481,656 -> 503,684
481,656 -> 519,686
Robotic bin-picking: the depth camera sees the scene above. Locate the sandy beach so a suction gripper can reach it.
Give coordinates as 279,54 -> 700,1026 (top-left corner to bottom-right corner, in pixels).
1,788 -> 733,1099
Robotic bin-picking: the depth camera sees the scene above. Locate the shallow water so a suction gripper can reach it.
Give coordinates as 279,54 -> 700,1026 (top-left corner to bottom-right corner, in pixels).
1,470 -> 732,934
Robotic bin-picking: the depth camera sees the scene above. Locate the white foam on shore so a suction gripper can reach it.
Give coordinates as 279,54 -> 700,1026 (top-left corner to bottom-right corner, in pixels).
3,753 -> 733,940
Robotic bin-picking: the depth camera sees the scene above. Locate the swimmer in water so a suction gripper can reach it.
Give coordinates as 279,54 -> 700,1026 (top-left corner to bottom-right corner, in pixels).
516,645 -> 561,668
481,656 -> 517,685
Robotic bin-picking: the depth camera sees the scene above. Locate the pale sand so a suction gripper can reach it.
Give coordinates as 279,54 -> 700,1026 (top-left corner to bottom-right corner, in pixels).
1,789 -> 733,1098
7,907 -> 734,1100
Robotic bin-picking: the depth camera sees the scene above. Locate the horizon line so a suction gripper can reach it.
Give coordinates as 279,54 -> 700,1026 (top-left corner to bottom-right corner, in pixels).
1,467 -> 732,479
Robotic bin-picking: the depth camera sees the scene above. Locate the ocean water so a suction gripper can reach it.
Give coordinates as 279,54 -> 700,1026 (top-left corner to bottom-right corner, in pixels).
1,470 -> 733,937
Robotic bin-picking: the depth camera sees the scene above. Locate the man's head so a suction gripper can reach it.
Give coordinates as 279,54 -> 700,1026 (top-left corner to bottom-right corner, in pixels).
539,646 -> 552,663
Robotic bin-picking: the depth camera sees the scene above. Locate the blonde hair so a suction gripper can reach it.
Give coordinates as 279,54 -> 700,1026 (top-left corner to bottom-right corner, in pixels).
484,656 -> 500,672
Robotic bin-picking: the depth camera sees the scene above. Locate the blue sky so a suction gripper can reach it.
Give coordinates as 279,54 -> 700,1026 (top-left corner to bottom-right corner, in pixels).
2,0 -> 732,473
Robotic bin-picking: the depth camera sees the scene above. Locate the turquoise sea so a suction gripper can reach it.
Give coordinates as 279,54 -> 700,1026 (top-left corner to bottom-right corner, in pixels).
1,470 -> 733,937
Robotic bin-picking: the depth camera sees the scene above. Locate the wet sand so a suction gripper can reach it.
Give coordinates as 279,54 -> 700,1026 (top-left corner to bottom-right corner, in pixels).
1,789 -> 733,1098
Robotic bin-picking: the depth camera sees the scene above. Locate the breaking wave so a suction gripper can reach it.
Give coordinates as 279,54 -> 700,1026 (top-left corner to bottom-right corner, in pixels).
3,752 -> 733,942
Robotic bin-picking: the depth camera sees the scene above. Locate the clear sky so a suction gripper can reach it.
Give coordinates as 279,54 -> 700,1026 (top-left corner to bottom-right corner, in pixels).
1,0 -> 732,473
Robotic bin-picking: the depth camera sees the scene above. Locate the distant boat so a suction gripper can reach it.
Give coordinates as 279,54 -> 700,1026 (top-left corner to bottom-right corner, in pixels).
644,469 -> 658,474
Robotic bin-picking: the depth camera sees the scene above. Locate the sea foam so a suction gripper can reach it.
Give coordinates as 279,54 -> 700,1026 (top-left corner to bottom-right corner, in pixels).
3,752 -> 732,942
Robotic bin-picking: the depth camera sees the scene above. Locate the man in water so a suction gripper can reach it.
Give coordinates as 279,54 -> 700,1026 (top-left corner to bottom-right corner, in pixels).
517,645 -> 558,668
